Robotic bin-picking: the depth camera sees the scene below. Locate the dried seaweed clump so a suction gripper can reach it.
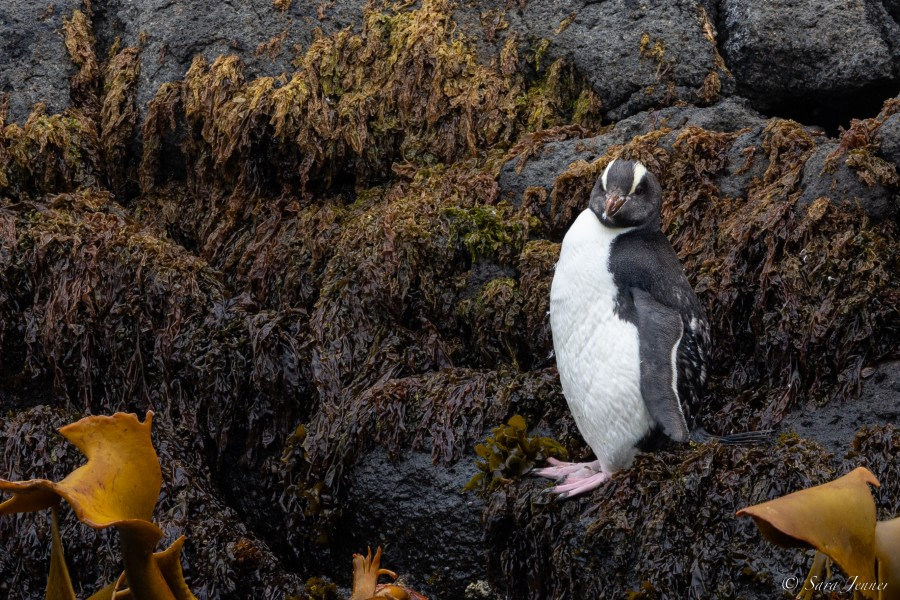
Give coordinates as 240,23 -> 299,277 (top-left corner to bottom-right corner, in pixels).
0,106 -> 102,197
0,11 -> 140,201
825,96 -> 900,188
140,0 -> 599,203
485,435 -> 836,599
465,415 -> 567,497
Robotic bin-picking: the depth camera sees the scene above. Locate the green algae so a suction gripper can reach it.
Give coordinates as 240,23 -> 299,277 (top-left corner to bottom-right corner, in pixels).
444,203 -> 536,265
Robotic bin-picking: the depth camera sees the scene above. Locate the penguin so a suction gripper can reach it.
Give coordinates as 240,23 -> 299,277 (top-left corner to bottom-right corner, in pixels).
534,159 -> 758,498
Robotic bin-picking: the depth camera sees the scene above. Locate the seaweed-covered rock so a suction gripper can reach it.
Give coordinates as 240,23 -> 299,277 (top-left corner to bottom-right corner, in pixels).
781,361 -> 900,457
499,99 -> 767,212
719,0 -> 900,119
513,0 -> 732,121
92,0 -> 368,121
0,1 -> 81,123
799,142 -> 897,219
485,436 -> 836,598
880,111 -> 900,167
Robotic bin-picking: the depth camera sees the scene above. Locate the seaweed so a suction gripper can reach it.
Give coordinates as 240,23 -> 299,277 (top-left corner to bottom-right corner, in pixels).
464,415 -> 567,496
484,436 -> 838,599
135,0 -> 598,279
99,42 -> 141,199
824,96 -> 900,188
0,13 -> 140,201
62,10 -> 101,120
1,107 -> 102,197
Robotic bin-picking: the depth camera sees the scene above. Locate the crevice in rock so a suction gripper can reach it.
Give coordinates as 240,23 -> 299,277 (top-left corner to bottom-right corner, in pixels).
89,0 -> 127,60
760,82 -> 899,137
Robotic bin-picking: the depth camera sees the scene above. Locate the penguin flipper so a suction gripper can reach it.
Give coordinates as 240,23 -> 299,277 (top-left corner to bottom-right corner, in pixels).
631,288 -> 690,443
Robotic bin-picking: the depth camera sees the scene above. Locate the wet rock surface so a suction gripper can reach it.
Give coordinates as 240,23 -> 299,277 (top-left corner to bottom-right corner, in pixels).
0,1 -> 899,599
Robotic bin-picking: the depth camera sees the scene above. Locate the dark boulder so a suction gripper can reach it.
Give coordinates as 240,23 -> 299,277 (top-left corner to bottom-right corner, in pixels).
332,449 -> 487,599
799,142 -> 898,220
719,0 -> 900,128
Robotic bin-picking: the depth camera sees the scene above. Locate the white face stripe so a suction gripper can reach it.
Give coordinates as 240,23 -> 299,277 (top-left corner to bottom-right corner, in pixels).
629,162 -> 647,195
601,158 -> 616,191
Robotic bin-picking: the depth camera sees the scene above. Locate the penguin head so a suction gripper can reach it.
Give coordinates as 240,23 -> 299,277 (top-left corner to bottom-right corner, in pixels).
588,159 -> 662,229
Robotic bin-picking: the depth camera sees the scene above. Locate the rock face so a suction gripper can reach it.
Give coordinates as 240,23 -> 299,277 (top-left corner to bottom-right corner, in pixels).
719,0 -> 900,127
91,0 -> 368,122
509,0 -> 732,121
0,1 -> 899,599
0,0 -> 81,123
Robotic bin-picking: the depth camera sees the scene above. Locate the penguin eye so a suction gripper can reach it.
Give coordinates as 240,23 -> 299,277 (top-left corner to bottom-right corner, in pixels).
633,182 -> 646,195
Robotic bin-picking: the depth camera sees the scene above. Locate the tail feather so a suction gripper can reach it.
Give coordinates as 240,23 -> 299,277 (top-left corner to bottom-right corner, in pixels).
690,428 -> 773,445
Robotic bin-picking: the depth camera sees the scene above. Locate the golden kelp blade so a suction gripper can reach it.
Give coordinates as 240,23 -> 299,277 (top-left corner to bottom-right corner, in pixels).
875,517 -> 900,600
85,581 -> 119,600
351,546 -> 398,600
47,506 -> 76,600
0,412 -> 162,529
737,467 -> 880,589
109,536 -> 198,600
0,411 -> 197,599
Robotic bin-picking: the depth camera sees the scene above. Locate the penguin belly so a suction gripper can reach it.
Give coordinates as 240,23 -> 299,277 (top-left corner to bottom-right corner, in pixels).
550,210 -> 652,473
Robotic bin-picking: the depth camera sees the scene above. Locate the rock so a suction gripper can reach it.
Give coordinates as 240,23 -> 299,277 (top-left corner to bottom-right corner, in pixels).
499,99 -> 768,209
499,135 -> 610,207
0,0 -> 81,123
331,449 -> 487,599
719,0 -> 900,120
780,361 -> 900,457
799,142 -> 898,220
510,0 -> 732,121
92,0 -> 367,118
879,111 -> 900,167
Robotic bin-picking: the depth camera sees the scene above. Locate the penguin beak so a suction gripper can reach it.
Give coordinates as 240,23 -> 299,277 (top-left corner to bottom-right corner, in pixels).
605,192 -> 625,217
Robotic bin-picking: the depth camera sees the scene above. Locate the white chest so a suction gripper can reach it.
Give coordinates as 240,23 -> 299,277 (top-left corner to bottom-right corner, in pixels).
549,210 -> 651,471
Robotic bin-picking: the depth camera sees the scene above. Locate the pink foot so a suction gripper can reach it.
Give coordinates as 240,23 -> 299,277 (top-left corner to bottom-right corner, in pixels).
532,458 -> 611,498
531,458 -> 600,480
550,470 -> 610,498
